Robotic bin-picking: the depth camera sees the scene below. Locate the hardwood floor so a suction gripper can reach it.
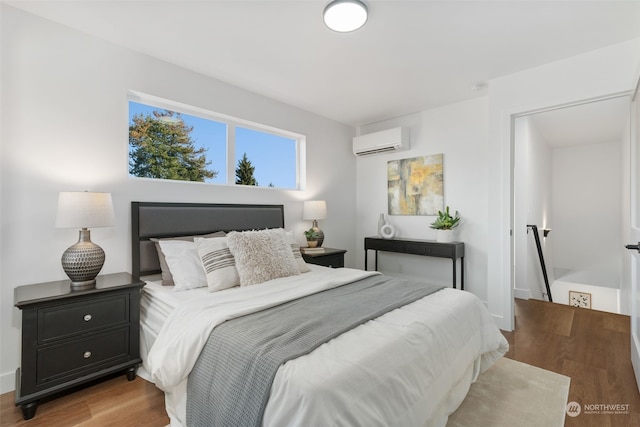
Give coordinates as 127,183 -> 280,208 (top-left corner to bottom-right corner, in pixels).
0,374 -> 169,427
502,298 -> 640,427
1,298 -> 638,426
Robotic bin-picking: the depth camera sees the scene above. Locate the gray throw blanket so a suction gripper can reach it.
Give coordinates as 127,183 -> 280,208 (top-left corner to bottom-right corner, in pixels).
186,274 -> 444,427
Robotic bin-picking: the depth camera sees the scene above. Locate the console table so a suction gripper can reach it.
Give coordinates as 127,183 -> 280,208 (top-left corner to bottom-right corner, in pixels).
364,237 -> 465,289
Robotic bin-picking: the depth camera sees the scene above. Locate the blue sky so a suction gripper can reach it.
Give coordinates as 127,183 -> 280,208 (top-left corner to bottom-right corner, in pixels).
129,102 -> 297,188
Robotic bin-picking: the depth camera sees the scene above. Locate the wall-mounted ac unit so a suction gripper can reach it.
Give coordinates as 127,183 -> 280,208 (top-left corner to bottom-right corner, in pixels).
353,127 -> 410,156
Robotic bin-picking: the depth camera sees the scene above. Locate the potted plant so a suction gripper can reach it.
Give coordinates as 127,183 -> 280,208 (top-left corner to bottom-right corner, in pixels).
304,228 -> 320,247
430,206 -> 461,243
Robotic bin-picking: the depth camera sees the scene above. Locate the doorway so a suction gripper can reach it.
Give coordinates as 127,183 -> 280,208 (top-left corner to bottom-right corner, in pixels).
512,96 -> 631,314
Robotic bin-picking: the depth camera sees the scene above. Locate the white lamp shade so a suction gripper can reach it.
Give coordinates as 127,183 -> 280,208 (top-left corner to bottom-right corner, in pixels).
303,200 -> 327,220
55,192 -> 115,228
323,0 -> 368,32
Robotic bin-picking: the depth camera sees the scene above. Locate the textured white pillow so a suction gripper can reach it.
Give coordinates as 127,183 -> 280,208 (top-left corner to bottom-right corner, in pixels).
194,237 -> 240,292
157,240 -> 207,291
227,228 -> 300,286
286,230 -> 311,273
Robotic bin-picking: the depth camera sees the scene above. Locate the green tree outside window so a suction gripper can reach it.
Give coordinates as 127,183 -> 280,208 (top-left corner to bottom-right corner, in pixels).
129,110 -> 217,181
235,152 -> 258,186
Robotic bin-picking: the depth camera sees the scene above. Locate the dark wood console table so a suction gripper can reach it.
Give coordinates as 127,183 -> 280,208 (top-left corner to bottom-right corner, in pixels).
364,237 -> 465,289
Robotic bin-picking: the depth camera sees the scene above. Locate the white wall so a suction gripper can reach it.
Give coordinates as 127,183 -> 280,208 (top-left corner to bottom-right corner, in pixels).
551,141 -> 623,289
513,117 -> 554,301
552,280 -> 620,313
0,6 -> 356,393
487,38 -> 640,330
355,97 -> 490,300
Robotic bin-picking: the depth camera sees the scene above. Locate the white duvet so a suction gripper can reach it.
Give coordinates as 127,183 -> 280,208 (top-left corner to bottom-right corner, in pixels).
143,266 -> 508,427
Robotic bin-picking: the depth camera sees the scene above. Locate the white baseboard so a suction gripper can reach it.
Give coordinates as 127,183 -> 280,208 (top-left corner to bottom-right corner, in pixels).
491,313 -> 511,331
1,370 -> 15,395
513,288 -> 531,300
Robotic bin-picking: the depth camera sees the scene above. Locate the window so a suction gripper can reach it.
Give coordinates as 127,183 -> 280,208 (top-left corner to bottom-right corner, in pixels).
235,127 -> 297,188
128,93 -> 303,189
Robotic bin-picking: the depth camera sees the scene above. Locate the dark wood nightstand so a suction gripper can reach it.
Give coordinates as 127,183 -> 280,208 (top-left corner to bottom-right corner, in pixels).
13,272 -> 144,420
301,247 -> 347,268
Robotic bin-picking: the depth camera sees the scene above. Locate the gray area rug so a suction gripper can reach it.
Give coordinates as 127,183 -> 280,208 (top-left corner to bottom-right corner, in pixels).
447,357 -> 570,427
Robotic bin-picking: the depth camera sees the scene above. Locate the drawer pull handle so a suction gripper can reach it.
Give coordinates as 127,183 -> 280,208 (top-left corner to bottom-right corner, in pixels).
83,314 -> 92,322
83,351 -> 92,359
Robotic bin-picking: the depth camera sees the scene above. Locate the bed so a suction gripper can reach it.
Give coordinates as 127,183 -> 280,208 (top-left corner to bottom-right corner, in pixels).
131,202 -> 508,427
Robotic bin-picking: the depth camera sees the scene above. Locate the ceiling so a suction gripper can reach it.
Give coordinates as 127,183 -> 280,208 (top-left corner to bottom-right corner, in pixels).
5,0 -> 640,126
528,96 -> 631,148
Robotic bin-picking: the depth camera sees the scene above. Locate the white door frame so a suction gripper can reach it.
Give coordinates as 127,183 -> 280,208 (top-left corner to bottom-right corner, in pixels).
629,76 -> 640,392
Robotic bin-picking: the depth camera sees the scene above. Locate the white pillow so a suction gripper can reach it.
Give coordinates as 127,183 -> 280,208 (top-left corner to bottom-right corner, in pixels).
286,230 -> 310,273
151,231 -> 226,286
157,240 -> 207,291
227,228 -> 300,286
194,237 -> 240,292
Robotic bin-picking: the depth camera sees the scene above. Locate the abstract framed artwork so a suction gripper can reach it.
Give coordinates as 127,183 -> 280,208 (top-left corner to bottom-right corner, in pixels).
387,154 -> 443,215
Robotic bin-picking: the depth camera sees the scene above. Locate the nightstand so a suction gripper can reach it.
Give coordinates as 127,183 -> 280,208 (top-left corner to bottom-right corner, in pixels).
301,247 -> 347,268
14,272 -> 144,420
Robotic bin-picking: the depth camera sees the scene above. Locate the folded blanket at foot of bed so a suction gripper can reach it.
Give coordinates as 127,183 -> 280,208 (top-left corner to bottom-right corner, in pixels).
187,274 -> 444,427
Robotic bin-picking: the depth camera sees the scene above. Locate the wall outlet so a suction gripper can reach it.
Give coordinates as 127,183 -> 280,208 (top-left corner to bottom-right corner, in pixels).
569,291 -> 591,309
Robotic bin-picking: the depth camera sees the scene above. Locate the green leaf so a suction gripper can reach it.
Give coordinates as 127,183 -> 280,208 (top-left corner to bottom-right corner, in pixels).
430,206 -> 461,230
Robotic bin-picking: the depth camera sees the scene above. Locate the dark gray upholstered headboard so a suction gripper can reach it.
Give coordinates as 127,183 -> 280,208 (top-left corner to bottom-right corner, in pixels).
131,202 -> 285,278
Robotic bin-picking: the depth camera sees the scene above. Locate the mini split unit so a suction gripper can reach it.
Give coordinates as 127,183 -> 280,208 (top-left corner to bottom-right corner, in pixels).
353,127 -> 410,156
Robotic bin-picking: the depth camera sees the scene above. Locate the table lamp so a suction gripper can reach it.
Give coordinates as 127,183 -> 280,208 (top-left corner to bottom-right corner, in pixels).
303,200 -> 327,247
55,191 -> 115,289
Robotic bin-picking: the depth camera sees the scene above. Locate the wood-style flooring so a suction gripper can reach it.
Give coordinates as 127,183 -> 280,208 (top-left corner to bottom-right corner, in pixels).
503,298 -> 640,427
1,298 -> 639,426
0,372 -> 168,427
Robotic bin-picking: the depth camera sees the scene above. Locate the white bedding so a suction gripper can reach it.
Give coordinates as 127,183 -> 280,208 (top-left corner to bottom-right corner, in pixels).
140,265 -> 508,427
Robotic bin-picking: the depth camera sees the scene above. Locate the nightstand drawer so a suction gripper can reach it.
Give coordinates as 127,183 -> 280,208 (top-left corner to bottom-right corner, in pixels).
38,294 -> 129,343
37,327 -> 130,384
310,253 -> 344,268
301,248 -> 346,269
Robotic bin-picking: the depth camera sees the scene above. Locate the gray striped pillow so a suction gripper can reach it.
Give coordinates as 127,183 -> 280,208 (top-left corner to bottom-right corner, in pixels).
286,231 -> 310,273
194,237 -> 240,292
290,243 -> 311,273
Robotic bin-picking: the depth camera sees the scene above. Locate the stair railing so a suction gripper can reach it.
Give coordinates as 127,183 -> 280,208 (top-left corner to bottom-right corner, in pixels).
526,225 -> 553,302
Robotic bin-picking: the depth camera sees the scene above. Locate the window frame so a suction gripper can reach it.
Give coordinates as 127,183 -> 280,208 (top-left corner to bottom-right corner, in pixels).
128,91 -> 305,190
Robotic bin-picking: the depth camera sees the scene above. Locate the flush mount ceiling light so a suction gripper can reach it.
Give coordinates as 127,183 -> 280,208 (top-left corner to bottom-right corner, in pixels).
323,0 -> 368,32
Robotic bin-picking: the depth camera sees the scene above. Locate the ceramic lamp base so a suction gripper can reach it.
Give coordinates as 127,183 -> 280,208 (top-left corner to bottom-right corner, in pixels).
61,229 -> 105,289
312,220 -> 324,247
